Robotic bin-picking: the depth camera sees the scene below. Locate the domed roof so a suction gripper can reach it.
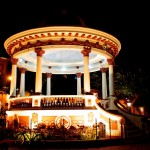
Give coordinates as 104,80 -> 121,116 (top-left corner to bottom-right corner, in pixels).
4,26 -> 121,74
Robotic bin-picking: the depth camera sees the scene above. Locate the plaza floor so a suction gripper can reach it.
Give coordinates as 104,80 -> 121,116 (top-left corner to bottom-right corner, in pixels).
1,138 -> 150,150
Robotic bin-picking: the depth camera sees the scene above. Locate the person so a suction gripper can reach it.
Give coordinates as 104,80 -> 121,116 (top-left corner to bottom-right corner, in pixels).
13,114 -> 19,128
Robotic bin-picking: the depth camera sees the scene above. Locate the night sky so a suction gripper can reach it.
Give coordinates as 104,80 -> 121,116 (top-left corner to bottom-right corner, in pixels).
0,1 -> 149,66
0,1 -> 149,94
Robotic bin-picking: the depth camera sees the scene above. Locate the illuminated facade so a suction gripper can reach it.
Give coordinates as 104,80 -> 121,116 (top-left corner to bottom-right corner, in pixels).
4,26 -> 124,139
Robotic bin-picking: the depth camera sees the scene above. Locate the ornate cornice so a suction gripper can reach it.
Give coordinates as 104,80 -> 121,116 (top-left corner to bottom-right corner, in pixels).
4,26 -> 121,58
8,38 -> 118,57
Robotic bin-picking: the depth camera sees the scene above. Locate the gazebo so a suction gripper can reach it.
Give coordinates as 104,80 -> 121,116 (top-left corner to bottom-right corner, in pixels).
3,26 -> 124,139
4,26 -> 121,109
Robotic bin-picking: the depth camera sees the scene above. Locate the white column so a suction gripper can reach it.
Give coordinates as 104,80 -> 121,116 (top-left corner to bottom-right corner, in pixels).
34,47 -> 45,94
81,46 -> 91,94
46,73 -> 52,95
107,59 -> 114,96
76,73 -> 82,95
10,58 -> 18,97
19,68 -> 26,97
100,68 -> 108,99
107,58 -> 117,110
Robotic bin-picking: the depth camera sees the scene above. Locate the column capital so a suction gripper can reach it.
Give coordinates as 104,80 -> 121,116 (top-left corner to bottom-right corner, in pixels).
46,73 -> 52,78
11,58 -> 18,65
34,47 -> 45,56
19,68 -> 27,73
107,58 -> 114,65
76,72 -> 82,78
100,68 -> 108,73
81,46 -> 91,56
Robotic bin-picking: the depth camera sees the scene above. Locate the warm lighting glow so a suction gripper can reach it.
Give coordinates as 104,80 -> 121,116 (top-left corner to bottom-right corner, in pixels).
126,98 -> 131,107
127,102 -> 131,107
6,95 -> 124,136
8,76 -> 12,81
139,107 -> 144,112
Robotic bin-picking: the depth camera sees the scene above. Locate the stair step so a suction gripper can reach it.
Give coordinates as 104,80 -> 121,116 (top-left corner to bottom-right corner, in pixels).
107,108 -> 147,143
119,114 -> 146,143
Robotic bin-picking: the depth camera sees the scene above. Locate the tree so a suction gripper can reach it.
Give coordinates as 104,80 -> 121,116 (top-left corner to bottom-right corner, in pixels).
114,64 -> 150,114
90,71 -> 102,97
90,64 -> 150,113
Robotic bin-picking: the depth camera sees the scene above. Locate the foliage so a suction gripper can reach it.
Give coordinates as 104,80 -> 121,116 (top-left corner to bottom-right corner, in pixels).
114,72 -> 136,99
90,72 -> 102,97
114,64 -> 149,114
90,72 -> 102,90
90,65 -> 149,107
114,65 -> 149,101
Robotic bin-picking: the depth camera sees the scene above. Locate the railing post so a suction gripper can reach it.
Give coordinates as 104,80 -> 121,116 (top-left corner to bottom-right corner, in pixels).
109,118 -> 111,139
95,118 -> 97,140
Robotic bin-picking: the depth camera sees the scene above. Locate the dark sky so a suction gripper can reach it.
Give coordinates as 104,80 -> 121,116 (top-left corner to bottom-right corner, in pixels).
0,1 -> 149,70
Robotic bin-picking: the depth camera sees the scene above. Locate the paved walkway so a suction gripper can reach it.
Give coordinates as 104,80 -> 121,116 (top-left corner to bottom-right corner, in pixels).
5,143 -> 150,150
1,138 -> 150,150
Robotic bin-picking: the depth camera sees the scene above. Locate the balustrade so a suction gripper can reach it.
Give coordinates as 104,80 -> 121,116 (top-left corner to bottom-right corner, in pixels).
9,96 -> 87,109
10,98 -> 32,108
41,97 -> 85,108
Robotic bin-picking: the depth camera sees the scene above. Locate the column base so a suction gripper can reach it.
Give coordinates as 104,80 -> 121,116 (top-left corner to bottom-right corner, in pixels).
101,99 -> 109,109
108,96 -> 118,110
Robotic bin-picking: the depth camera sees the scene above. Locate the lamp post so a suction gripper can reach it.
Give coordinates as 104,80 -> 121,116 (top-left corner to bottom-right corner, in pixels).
126,98 -> 131,112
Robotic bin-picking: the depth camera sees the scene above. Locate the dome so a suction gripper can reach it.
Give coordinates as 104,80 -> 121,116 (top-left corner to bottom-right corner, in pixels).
4,26 -> 121,74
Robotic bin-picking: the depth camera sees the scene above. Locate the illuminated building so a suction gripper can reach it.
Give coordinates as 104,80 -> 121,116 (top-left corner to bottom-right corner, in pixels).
4,26 -> 124,139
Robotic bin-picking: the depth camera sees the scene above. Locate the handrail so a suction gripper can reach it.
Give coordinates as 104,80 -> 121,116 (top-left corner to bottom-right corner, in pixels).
114,100 -> 144,129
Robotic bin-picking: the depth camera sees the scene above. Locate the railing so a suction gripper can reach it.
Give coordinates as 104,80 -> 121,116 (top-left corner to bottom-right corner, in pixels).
10,98 -> 32,108
41,97 -> 85,108
114,99 -> 144,130
9,95 -> 96,109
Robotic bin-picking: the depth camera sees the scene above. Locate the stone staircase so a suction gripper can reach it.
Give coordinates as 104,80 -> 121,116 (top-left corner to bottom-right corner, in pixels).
124,117 -> 146,144
107,109 -> 146,144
